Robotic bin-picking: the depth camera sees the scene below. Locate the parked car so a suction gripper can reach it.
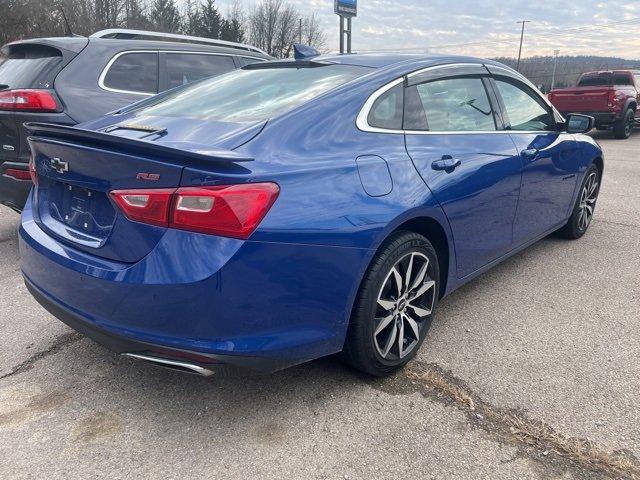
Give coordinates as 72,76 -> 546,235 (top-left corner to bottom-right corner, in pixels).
548,70 -> 639,139
20,51 -> 603,377
0,29 -> 270,212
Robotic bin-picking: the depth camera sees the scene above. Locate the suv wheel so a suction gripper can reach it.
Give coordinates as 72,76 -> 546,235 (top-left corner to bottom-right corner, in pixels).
613,108 -> 634,139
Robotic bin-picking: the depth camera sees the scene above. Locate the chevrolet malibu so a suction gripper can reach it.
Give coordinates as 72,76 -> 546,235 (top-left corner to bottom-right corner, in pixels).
20,52 -> 603,377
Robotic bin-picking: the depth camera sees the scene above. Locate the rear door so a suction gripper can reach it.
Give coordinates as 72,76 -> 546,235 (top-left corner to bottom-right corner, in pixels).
159,52 -> 237,91
403,65 -> 523,278
488,68 -> 581,244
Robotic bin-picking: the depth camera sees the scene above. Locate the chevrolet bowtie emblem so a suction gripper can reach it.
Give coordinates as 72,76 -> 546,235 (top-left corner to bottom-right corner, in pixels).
51,158 -> 69,174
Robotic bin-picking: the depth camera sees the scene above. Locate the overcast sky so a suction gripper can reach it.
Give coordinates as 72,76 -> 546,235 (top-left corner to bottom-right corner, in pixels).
212,0 -> 640,59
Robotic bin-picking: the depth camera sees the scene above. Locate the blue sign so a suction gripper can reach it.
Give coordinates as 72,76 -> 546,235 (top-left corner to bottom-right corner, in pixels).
335,0 -> 357,18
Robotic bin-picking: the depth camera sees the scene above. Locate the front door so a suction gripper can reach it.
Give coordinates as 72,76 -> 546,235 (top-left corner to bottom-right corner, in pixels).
490,73 -> 581,244
403,70 -> 523,278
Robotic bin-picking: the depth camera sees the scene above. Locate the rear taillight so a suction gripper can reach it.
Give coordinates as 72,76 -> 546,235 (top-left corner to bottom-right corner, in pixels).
4,168 -> 32,181
110,189 -> 175,228
28,156 -> 38,184
0,89 -> 59,112
110,183 -> 279,239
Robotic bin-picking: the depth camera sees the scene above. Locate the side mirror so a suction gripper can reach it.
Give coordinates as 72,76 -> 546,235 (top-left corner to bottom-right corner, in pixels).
566,114 -> 594,134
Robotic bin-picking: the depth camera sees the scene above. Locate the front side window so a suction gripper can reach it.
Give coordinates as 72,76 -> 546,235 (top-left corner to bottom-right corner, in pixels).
635,74 -> 640,88
164,53 -> 235,90
406,77 -> 496,132
131,64 -> 370,123
103,52 -> 158,94
494,78 -> 554,131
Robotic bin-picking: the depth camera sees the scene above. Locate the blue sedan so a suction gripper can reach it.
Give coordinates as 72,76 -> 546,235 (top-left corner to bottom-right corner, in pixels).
20,52 -> 603,376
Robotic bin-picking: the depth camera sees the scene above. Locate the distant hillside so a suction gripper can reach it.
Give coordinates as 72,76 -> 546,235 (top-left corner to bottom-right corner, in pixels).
494,56 -> 640,92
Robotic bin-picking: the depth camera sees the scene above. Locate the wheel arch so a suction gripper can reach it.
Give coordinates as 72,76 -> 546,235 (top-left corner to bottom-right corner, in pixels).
391,217 -> 451,299
592,155 -> 604,177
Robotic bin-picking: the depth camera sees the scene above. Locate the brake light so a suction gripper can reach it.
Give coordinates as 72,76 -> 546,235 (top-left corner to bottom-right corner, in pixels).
0,89 -> 59,112
110,189 -> 175,227
4,168 -> 32,181
110,183 -> 279,239
28,156 -> 38,184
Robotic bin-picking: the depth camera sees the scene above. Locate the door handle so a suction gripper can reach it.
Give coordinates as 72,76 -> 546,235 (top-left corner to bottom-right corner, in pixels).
432,156 -> 462,171
521,148 -> 539,158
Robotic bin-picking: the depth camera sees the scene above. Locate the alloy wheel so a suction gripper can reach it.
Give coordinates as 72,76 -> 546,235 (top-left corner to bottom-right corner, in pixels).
374,252 -> 436,360
578,171 -> 599,231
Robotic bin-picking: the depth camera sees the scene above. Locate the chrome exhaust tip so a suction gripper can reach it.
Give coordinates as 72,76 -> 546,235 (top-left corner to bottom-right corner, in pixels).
122,353 -> 215,377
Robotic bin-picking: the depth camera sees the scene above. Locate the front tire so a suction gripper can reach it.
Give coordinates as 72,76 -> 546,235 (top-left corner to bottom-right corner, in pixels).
613,108 -> 634,139
555,164 -> 601,239
342,232 -> 439,376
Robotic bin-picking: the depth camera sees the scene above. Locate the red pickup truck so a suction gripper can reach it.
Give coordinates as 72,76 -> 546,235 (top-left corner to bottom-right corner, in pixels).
548,70 -> 640,139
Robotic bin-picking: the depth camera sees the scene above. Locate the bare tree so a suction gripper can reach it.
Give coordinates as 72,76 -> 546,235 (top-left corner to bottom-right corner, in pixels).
249,0 -> 312,58
301,13 -> 326,52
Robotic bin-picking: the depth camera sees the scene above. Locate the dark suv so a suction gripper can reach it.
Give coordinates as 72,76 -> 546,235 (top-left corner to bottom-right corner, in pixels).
0,29 -> 271,212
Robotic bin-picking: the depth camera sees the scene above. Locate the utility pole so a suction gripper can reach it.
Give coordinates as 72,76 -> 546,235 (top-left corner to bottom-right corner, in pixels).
299,18 -> 303,44
516,20 -> 530,72
551,49 -> 560,91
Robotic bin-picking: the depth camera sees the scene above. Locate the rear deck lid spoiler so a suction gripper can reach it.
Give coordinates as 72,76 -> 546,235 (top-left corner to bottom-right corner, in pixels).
24,122 -> 254,164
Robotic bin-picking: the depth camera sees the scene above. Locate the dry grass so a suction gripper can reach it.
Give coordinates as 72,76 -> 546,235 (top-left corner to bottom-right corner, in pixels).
406,362 -> 640,479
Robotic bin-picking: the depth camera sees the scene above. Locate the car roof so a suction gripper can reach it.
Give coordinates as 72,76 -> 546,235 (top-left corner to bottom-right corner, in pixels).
302,52 -> 507,70
4,36 -> 271,59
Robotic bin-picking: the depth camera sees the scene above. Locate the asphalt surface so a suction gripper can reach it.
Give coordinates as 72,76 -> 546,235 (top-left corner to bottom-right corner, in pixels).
0,131 -> 638,479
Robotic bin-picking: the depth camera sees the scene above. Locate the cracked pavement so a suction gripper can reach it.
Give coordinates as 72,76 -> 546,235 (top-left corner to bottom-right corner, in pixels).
0,131 -> 638,479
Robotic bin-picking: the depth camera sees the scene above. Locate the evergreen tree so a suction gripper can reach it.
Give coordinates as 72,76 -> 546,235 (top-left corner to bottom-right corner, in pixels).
197,0 -> 221,39
149,0 -> 181,33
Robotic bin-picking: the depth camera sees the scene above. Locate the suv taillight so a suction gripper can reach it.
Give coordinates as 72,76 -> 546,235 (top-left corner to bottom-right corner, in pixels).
110,183 -> 280,239
0,89 -> 59,112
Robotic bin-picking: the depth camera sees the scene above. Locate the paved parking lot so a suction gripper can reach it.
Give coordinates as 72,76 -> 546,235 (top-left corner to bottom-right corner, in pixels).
0,131 -> 638,479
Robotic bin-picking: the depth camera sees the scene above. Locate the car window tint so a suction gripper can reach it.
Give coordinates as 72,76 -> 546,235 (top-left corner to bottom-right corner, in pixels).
164,53 -> 235,90
104,52 -> 158,94
494,78 -> 554,131
131,65 -> 370,122
368,83 -> 404,130
410,77 -> 496,132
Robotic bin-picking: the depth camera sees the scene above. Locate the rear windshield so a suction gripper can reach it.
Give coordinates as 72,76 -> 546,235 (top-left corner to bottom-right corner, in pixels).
0,44 -> 63,89
129,64 -> 371,122
578,73 -> 633,87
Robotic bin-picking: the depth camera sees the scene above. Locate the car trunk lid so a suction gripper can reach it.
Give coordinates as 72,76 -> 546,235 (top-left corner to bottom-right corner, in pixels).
26,122 -> 255,263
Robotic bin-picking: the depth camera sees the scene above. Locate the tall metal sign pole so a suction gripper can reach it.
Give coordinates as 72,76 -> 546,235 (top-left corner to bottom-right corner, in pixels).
516,20 -> 530,72
335,0 -> 357,53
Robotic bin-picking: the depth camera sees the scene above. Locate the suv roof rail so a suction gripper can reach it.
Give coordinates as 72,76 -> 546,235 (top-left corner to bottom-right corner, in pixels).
90,29 -> 268,56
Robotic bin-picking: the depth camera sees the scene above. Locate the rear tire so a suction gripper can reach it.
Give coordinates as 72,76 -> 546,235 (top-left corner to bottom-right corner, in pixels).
555,164 -> 600,240
342,232 -> 439,376
613,108 -> 634,139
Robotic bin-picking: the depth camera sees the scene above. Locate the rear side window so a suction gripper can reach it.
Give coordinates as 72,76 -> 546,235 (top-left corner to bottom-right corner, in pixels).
103,52 -> 158,94
131,64 -> 370,122
163,53 -> 235,90
494,78 -> 554,131
368,83 -> 404,130
612,74 -> 633,86
635,74 -> 640,87
0,44 -> 62,89
239,57 -> 265,67
406,77 -> 496,132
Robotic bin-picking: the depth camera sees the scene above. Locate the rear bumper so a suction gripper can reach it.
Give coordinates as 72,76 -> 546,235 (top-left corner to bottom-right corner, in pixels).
0,161 -> 31,212
20,194 -> 370,373
24,277 -> 284,375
